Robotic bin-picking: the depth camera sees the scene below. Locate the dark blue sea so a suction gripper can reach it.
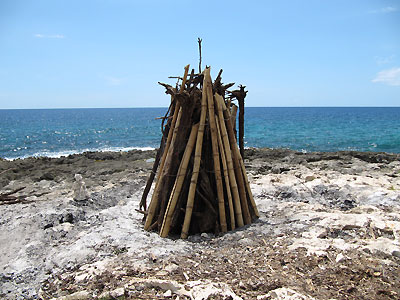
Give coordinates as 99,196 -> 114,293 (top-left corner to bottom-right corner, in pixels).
0,107 -> 399,160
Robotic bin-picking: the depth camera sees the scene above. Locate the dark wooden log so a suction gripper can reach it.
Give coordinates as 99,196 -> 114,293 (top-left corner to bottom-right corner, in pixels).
187,69 -> 195,88
238,97 -> 245,159
1,186 -> 25,196
0,187 -> 29,205
158,82 -> 177,97
229,85 -> 247,159
189,74 -> 204,92
222,83 -> 235,90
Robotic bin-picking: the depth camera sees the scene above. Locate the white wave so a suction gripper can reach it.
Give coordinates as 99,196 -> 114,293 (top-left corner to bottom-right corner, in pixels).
2,146 -> 156,161
99,146 -> 155,152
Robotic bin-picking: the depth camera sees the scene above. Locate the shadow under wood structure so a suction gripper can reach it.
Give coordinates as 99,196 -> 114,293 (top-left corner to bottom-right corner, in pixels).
140,65 -> 259,238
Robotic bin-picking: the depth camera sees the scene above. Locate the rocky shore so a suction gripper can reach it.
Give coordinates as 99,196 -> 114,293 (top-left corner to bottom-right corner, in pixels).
0,148 -> 399,299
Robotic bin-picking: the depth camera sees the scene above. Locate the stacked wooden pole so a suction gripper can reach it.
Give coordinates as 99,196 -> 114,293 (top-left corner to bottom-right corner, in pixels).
140,65 -> 259,238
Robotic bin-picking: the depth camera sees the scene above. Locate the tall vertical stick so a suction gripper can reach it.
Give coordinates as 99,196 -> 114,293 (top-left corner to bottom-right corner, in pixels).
198,38 -> 202,74
181,68 -> 209,239
221,98 -> 251,224
144,65 -> 190,231
139,132 -> 166,211
159,64 -> 190,175
238,97 -> 245,159
215,94 -> 244,227
238,152 -> 260,218
206,76 -> 227,233
144,102 -> 179,230
215,116 -> 235,230
234,85 -> 247,159
230,104 -> 238,136
160,123 -> 199,237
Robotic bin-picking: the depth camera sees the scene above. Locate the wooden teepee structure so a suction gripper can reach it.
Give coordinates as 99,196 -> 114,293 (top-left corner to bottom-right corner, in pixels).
139,65 -> 259,238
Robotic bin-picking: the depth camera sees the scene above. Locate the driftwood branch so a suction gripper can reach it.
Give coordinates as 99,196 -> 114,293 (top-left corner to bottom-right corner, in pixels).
0,187 -> 30,205
228,85 -> 247,159
198,38 -> 202,73
158,82 -> 176,97
0,169 -> 14,176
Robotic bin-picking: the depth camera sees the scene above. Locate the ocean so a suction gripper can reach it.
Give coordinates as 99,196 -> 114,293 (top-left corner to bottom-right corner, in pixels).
0,107 -> 399,160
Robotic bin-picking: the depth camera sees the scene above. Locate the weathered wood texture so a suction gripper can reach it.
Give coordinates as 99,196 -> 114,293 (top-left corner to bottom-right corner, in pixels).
141,65 -> 257,238
229,85 -> 247,159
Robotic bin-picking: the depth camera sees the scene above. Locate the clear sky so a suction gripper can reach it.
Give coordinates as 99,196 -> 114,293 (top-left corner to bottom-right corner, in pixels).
0,0 -> 399,108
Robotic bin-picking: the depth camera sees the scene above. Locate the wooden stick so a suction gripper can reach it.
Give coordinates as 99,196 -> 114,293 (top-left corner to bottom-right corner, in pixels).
231,85 -> 247,159
148,220 -> 158,232
230,104 -> 238,136
227,99 -> 231,110
196,186 -> 217,215
0,169 -> 13,176
170,161 -> 192,230
1,186 -> 25,196
159,101 -> 179,175
215,115 -> 235,230
206,75 -> 227,233
215,94 -> 244,227
158,64 -> 189,175
157,98 -> 198,228
0,187 -> 28,204
220,98 -> 251,225
140,133 -> 166,210
144,65 -> 189,230
198,38 -> 202,73
238,150 -> 260,218
160,122 -> 199,237
181,68 -> 209,239
238,97 -> 245,159
144,100 -> 178,230
156,104 -> 185,227
179,64 -> 190,92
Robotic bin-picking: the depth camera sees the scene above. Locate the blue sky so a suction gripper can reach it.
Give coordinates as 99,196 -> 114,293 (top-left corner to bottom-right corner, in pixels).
0,0 -> 399,108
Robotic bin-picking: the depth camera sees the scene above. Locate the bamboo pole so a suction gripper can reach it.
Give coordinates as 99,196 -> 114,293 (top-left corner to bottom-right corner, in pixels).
179,65 -> 190,93
155,104 -> 185,226
181,68 -> 209,239
215,116 -> 235,230
215,94 -> 244,227
238,151 -> 260,218
227,99 -> 231,111
220,98 -> 251,225
144,64 -> 189,231
206,76 -> 227,233
159,101 -> 179,175
140,131 -> 166,211
160,122 -> 199,237
156,64 -> 189,180
144,100 -> 178,230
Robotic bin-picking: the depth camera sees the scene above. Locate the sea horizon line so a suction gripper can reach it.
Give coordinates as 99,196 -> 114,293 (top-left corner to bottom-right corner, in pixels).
1,106 -> 400,110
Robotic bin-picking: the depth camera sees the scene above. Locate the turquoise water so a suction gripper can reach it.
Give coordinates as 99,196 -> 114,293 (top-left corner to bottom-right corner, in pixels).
0,107 -> 399,159
245,107 -> 400,153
